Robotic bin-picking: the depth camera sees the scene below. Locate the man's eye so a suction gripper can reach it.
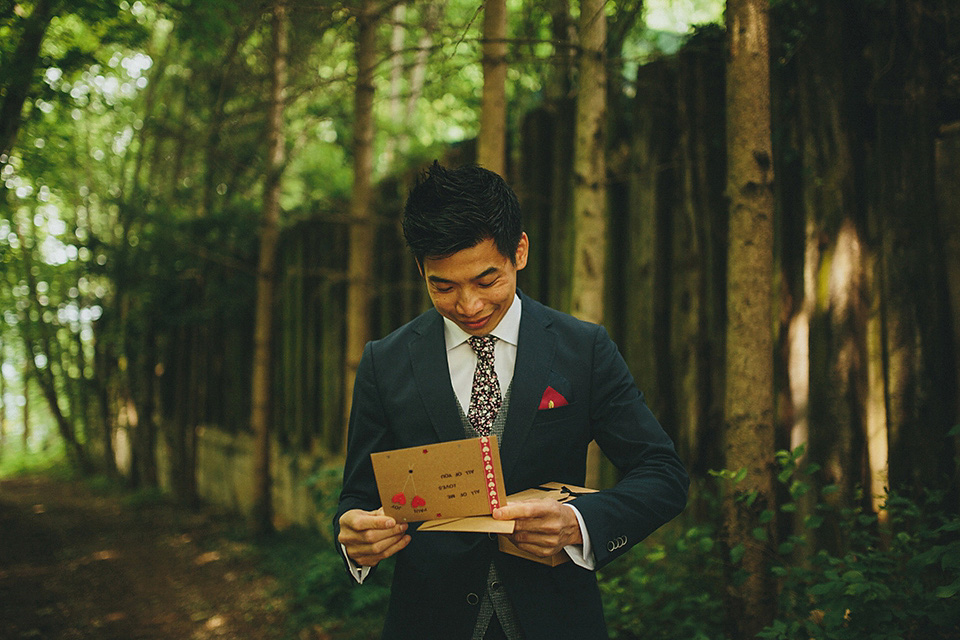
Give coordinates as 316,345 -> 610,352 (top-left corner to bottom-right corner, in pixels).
478,279 -> 498,288
434,285 -> 453,293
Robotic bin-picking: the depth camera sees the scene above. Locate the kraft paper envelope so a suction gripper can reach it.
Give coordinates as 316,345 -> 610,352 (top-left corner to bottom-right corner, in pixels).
371,436 -> 509,527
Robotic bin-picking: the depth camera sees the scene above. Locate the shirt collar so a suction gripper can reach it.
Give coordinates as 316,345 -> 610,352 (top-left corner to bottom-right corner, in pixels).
443,293 -> 522,351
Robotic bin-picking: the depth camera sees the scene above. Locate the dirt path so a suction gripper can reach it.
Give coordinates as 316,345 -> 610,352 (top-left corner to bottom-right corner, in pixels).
0,475 -> 289,640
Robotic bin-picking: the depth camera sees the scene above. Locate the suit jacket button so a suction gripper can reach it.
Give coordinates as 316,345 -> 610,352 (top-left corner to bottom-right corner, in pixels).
466,593 -> 480,605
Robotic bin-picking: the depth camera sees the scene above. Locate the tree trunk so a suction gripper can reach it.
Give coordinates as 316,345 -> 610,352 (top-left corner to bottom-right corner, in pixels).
343,0 -> 378,448
23,359 -> 30,451
545,0 -> 575,312
0,0 -> 59,159
868,0 -> 957,500
936,126 -> 960,506
721,0 -> 777,635
16,220 -> 89,472
570,0 -> 607,488
478,0 -> 508,176
0,338 -> 6,455
93,329 -> 118,476
250,0 -> 288,535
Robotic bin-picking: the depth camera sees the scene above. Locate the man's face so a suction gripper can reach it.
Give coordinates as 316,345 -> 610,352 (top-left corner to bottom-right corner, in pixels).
420,233 -> 528,336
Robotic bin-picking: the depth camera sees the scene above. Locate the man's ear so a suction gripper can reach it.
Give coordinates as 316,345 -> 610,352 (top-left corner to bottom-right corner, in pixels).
514,232 -> 529,270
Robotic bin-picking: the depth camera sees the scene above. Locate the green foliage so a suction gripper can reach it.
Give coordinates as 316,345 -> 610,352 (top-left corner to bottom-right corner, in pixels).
256,464 -> 393,640
599,509 -> 726,639
599,444 -> 959,640
0,439 -> 74,480
760,489 -> 960,640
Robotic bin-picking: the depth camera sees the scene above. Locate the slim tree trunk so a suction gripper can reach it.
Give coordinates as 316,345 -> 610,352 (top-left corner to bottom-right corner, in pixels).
343,0 -> 378,448
23,360 -> 30,451
570,0 -> 607,488
250,0 -> 288,535
17,222 -> 89,472
0,337 -> 6,455
721,0 -> 776,634
478,0 -> 508,176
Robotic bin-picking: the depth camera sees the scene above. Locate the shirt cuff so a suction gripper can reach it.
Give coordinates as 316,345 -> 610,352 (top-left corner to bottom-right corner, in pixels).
562,504 -> 596,570
341,543 -> 372,584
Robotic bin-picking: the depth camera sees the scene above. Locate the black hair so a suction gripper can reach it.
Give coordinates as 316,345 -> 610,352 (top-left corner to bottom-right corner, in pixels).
402,162 -> 523,266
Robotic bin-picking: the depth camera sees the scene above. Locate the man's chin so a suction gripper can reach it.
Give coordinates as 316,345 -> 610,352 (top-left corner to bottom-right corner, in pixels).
459,317 -> 494,335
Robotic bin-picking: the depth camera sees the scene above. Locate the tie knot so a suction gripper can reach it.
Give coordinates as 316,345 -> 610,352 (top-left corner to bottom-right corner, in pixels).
468,335 -> 498,360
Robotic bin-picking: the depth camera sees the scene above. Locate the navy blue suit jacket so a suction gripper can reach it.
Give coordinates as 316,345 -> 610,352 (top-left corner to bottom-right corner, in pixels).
334,291 -> 689,639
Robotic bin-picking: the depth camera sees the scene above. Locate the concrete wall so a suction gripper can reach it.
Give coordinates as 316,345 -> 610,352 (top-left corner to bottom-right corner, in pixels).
155,426 -> 340,531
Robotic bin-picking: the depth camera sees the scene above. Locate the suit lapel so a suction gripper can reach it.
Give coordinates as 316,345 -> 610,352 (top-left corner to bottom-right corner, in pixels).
500,294 -> 555,483
409,310 -> 465,443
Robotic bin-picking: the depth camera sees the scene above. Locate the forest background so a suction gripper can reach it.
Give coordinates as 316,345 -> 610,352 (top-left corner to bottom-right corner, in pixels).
1,0 -> 959,638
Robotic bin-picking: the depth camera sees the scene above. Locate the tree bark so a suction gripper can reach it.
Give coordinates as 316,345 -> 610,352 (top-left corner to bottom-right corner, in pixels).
343,0 -> 378,449
868,0 -> 957,500
721,0 -> 777,634
478,0 -> 508,176
0,0 -> 59,159
570,0 -> 607,488
250,0 -> 288,535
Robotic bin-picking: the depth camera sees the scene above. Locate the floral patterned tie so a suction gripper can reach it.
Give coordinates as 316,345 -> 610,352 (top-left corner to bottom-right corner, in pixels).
467,336 -> 501,436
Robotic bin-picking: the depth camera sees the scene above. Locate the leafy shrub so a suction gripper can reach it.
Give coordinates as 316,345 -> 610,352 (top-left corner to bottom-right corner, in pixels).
599,513 -> 726,640
759,488 -> 960,640
257,526 -> 394,640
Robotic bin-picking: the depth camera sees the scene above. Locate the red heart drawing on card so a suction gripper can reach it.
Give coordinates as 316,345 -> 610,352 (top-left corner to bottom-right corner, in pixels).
411,495 -> 426,508
392,492 -> 406,505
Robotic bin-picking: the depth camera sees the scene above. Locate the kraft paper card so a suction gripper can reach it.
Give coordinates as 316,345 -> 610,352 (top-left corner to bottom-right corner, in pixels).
371,436 -> 508,526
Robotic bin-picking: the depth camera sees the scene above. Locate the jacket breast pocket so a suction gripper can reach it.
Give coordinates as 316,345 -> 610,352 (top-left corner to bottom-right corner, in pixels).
533,402 -> 578,425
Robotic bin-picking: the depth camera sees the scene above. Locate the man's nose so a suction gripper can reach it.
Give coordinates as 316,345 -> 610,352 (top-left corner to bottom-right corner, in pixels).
456,290 -> 483,316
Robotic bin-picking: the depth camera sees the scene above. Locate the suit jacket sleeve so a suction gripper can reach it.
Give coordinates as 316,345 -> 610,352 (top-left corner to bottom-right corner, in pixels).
332,340 -> 395,575
570,324 -> 690,570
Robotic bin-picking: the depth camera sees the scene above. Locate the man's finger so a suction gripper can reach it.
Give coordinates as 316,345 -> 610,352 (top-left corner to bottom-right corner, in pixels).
340,508 -> 399,532
494,499 -> 556,521
351,533 -> 412,566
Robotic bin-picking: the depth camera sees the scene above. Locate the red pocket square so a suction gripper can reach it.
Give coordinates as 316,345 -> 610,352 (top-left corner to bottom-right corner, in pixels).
538,386 -> 569,410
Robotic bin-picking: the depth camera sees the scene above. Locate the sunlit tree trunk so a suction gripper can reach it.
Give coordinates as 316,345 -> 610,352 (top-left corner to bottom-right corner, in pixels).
722,0 -> 776,634
343,0 -> 378,449
478,0 -> 507,176
250,0 -> 288,535
570,0 -> 606,488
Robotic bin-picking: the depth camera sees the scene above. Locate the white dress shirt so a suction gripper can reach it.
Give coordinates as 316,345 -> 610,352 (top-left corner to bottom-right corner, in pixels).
344,294 -> 595,583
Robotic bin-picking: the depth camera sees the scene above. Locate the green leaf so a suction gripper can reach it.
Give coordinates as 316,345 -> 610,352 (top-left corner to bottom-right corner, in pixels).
730,543 -> 745,564
752,527 -> 768,541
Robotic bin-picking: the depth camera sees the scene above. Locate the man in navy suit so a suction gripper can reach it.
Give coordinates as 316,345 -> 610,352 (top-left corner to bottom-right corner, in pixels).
335,163 -> 688,639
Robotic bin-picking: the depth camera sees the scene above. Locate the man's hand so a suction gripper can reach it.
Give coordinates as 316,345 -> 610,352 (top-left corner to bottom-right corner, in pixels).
492,499 -> 583,558
338,508 -> 411,567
